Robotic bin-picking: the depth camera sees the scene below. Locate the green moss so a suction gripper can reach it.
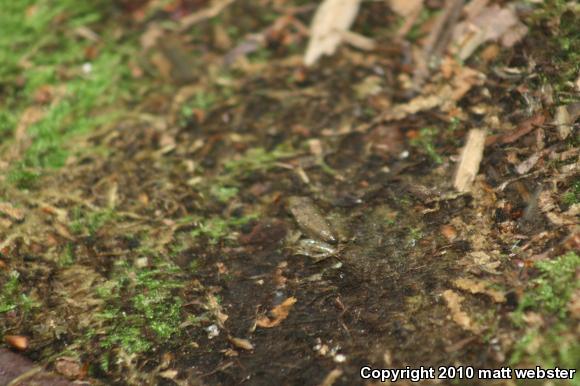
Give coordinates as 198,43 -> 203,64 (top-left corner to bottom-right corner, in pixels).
223,146 -> 297,179
69,207 -> 116,236
510,252 -> 580,374
6,165 -> 41,189
95,261 -> 186,357
58,243 -> 75,267
516,252 -> 579,320
210,185 -> 239,203
0,270 -> 38,314
191,213 -> 257,245
0,0 -> 140,188
561,180 -> 580,206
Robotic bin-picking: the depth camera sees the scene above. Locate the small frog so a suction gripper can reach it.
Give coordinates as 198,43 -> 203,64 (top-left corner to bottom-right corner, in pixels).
286,196 -> 342,262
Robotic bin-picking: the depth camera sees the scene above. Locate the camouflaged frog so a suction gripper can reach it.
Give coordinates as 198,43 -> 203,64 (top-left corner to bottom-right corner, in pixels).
286,196 -> 341,262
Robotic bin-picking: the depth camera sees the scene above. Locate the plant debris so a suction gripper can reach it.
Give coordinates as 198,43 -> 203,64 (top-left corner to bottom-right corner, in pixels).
0,0 -> 578,384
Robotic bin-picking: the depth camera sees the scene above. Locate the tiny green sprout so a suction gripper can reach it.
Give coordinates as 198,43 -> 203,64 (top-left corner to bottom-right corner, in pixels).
410,127 -> 444,164
0,270 -> 38,314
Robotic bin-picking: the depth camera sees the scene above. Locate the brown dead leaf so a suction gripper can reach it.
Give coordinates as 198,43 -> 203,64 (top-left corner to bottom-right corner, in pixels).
304,0 -> 362,66
381,62 -> 483,122
440,224 -> 457,241
207,294 -> 229,327
453,277 -> 506,303
546,204 -> 580,226
256,297 -> 297,328
452,4 -> 527,61
442,290 -> 481,333
486,113 -> 546,146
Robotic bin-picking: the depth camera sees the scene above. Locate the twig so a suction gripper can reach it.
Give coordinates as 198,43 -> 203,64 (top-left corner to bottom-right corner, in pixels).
179,0 -> 236,31
412,0 -> 464,91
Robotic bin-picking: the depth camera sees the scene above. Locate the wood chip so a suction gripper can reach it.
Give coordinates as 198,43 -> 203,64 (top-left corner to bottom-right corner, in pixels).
229,337 -> 254,351
454,129 -> 486,192
304,0 -> 362,66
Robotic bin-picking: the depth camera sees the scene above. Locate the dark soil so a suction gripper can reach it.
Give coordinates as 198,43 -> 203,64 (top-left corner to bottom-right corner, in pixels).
0,1 -> 578,385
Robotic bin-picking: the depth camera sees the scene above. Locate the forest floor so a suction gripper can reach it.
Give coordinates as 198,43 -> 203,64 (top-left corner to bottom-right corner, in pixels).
0,0 -> 578,385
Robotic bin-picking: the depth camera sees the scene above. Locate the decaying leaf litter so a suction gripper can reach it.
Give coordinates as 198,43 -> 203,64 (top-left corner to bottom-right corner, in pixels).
0,0 -> 578,384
